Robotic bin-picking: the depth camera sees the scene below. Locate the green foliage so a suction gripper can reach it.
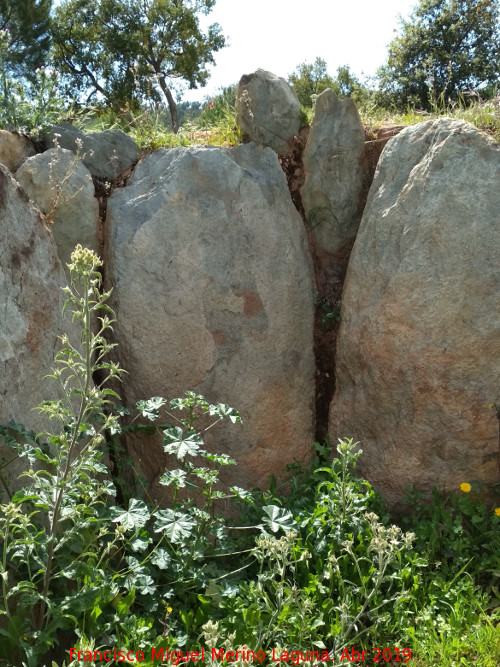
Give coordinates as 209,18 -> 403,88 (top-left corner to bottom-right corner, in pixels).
1,246 -> 498,666
0,30 -> 66,136
377,0 -> 500,110
0,0 -> 51,80
0,245 -> 252,665
195,84 -> 241,145
289,57 -> 366,108
207,441 -> 498,665
51,0 -> 226,132
402,482 -> 500,604
288,57 -> 335,107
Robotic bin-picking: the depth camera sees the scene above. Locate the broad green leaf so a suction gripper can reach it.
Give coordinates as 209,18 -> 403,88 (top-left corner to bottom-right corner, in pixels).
200,451 -> 235,465
159,469 -> 188,488
136,396 -> 166,421
162,427 -> 202,459
208,403 -> 241,423
262,505 -> 297,533
230,486 -> 254,504
129,536 -> 150,552
111,498 -> 150,530
153,509 -> 196,543
150,548 -> 171,569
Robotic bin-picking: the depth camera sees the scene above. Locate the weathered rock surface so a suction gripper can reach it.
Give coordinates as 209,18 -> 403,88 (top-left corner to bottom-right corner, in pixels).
236,69 -> 302,154
329,119 -> 500,507
0,165 -> 73,497
0,129 -> 36,172
16,148 -> 99,271
301,90 -> 365,262
44,123 -> 139,180
106,143 -> 315,497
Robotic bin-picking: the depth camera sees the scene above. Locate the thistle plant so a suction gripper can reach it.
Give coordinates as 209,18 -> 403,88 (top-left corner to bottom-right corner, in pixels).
0,245 -> 124,665
0,246 -> 252,665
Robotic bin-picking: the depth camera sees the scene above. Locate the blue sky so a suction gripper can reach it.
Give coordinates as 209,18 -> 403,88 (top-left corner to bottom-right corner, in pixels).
182,0 -> 417,101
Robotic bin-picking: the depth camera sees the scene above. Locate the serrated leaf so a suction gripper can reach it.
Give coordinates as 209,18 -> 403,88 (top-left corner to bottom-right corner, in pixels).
153,510 -> 196,543
230,486 -> 254,504
159,469 -> 188,488
111,498 -> 150,530
208,403 -> 241,423
136,396 -> 166,421
262,505 -> 297,533
162,427 -> 202,459
150,548 -> 171,569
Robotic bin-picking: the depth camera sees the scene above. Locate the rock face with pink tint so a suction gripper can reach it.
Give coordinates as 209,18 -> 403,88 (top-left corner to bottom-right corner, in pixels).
329,119 -> 500,508
105,143 -> 316,500
0,165 -> 74,499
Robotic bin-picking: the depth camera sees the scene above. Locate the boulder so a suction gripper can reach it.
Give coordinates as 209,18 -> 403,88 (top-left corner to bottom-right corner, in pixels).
329,119 -> 500,508
43,123 -> 139,180
105,143 -> 315,498
0,129 -> 36,172
236,69 -> 302,154
301,90 -> 365,263
0,165 -> 74,499
16,148 -> 99,272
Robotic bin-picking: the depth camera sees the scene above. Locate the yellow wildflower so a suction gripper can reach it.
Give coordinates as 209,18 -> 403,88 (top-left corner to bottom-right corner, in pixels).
460,483 -> 472,493
494,508 -> 500,517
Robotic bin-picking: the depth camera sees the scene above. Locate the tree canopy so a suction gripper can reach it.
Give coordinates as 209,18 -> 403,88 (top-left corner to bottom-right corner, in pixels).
51,0 -> 225,132
288,58 -> 363,107
0,0 -> 52,79
378,0 -> 500,109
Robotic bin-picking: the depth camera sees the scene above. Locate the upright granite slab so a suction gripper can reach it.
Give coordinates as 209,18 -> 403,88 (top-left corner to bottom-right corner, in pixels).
329,119 -> 500,507
105,143 -> 316,499
0,165 -> 74,498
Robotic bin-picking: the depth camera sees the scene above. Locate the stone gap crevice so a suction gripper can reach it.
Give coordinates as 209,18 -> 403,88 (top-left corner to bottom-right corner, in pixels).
278,122 -> 395,444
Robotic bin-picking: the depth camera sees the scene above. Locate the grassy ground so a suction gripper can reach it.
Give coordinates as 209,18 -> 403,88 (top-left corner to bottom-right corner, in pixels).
79,94 -> 499,152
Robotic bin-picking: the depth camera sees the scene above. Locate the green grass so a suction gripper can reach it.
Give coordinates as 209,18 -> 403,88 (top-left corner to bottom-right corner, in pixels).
359,97 -> 500,142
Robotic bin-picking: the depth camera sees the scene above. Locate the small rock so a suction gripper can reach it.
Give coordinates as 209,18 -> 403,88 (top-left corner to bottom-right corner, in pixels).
236,69 -> 302,154
0,129 -> 36,172
16,148 -> 99,271
301,90 -> 365,259
43,122 -> 139,180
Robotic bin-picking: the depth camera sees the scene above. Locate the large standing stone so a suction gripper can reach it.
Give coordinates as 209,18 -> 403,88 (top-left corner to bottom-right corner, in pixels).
43,123 -> 139,180
0,130 -> 36,172
106,143 -> 315,496
301,90 -> 365,263
329,119 -> 500,508
0,165 -> 74,498
236,69 -> 302,154
16,148 -> 99,271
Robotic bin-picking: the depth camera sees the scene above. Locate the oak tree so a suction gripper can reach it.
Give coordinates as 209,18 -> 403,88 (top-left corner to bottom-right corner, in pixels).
378,0 -> 500,109
51,0 -> 225,132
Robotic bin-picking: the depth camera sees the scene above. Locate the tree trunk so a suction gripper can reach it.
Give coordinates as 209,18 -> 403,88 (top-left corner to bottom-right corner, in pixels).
157,74 -> 179,134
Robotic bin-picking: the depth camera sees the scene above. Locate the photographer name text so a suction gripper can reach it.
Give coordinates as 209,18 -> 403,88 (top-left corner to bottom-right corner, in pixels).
69,646 -> 412,664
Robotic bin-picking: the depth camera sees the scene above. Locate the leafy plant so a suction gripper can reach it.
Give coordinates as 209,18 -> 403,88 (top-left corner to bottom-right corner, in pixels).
0,29 -> 67,136
0,245 -> 253,666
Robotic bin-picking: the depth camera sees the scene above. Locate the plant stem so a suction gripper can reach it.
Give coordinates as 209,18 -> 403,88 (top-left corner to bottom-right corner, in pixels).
39,274 -> 93,628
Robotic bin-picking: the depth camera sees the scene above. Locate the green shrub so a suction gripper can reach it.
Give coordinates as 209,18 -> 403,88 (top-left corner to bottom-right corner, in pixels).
1,246 -> 497,667
0,246 -> 253,666
0,29 -> 67,137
